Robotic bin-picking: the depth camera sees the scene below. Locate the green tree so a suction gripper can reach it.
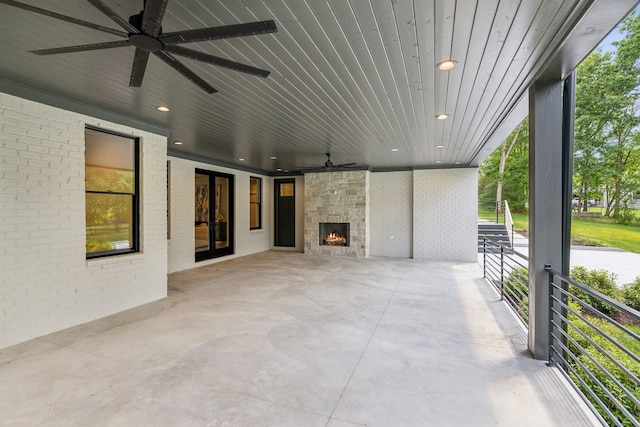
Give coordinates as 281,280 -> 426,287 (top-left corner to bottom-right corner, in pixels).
86,166 -> 134,232
479,118 -> 529,213
574,52 -> 612,213
575,12 -> 640,218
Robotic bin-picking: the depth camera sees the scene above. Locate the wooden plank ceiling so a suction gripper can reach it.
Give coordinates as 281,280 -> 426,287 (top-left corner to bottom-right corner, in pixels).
0,0 -> 633,174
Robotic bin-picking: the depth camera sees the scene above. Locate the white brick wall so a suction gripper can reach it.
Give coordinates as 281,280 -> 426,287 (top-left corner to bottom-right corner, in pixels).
0,93 -> 167,349
370,171 -> 413,258
413,168 -> 478,262
167,157 -> 272,273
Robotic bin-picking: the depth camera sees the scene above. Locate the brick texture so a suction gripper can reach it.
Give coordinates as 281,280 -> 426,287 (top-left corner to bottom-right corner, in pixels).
0,93 -> 167,349
413,168 -> 478,262
370,171 -> 413,258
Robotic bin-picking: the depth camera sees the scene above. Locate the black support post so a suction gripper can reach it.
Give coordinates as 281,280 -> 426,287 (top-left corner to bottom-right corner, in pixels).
528,79 -> 564,360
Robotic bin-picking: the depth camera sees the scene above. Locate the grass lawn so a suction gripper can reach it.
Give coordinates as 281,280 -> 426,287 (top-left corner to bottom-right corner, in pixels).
571,219 -> 640,253
478,204 -> 640,254
86,225 -> 131,253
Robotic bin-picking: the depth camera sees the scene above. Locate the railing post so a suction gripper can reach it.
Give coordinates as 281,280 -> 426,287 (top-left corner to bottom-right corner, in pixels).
511,224 -> 514,248
545,264 -> 555,366
500,246 -> 504,301
483,237 -> 486,278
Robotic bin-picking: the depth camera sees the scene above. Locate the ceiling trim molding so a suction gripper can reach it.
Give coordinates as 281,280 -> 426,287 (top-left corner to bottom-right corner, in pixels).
0,78 -> 170,137
411,165 -> 478,171
167,148 -> 272,176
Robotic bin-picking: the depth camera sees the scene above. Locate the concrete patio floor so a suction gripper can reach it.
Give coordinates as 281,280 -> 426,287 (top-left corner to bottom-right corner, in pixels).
0,251 -> 598,426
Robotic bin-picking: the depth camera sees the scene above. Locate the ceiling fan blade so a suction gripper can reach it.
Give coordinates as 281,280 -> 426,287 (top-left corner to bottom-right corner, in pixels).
141,0 -> 168,37
30,40 -> 130,55
154,51 -> 218,94
164,45 -> 270,78
160,20 -> 277,44
0,0 -> 127,37
336,163 -> 357,168
130,49 -> 150,87
86,0 -> 139,34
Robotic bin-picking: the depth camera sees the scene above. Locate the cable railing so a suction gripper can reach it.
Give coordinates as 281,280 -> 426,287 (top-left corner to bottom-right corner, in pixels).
480,237 -> 640,426
481,237 -> 529,325
546,266 -> 640,427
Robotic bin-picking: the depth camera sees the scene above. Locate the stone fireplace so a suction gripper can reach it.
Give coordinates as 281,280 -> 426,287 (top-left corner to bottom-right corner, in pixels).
304,170 -> 369,257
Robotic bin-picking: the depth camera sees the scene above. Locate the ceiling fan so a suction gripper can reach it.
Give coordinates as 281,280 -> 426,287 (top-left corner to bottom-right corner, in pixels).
299,153 -> 358,172
1,0 -> 277,94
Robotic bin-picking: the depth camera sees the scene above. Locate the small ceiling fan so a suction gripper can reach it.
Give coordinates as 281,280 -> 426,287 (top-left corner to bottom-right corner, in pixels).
299,153 -> 357,172
1,0 -> 277,94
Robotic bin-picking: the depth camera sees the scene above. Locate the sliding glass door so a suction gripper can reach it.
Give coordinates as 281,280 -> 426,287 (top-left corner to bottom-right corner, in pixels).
195,169 -> 234,261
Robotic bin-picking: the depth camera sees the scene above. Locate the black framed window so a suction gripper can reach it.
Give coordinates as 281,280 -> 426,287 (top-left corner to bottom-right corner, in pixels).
85,127 -> 139,258
250,176 -> 262,229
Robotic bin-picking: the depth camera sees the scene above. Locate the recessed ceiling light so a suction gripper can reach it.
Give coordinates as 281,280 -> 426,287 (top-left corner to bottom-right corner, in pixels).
436,114 -> 449,120
238,158 -> 245,161
270,156 -> 277,160
277,168 -> 282,172
436,144 -> 444,148
436,160 -> 443,163
173,141 -> 183,145
391,148 -> 399,152
156,106 -> 170,112
437,60 -> 457,71
455,161 -> 462,165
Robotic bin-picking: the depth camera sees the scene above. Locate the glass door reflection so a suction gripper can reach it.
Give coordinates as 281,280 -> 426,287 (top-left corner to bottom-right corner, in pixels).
214,176 -> 230,250
195,172 -> 210,253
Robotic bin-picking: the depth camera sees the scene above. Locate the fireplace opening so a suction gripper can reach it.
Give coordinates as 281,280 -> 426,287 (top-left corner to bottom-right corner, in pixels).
319,222 -> 350,246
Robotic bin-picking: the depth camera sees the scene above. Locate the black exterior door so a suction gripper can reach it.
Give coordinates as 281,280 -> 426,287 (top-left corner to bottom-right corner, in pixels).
195,169 -> 234,261
274,179 -> 295,247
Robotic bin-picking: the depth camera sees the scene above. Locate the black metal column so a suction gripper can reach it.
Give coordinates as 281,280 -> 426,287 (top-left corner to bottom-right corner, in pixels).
528,79 -> 564,360
562,73 -> 576,276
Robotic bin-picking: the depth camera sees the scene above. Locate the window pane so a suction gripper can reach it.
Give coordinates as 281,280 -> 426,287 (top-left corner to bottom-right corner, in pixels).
280,182 -> 294,197
85,128 -> 135,193
215,177 -> 230,249
86,193 -> 133,254
250,177 -> 261,229
195,173 -> 210,252
86,165 -> 135,193
250,204 -> 260,229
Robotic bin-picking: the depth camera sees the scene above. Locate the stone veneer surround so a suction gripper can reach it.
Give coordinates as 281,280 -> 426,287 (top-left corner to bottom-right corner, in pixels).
304,170 -> 369,257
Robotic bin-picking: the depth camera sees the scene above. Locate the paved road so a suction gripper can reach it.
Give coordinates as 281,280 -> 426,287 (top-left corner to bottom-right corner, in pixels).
511,233 -> 639,286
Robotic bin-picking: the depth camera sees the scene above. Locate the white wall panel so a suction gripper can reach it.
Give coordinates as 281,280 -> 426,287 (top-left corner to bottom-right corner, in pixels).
370,171 -> 413,258
413,168 -> 477,262
167,157 -> 273,273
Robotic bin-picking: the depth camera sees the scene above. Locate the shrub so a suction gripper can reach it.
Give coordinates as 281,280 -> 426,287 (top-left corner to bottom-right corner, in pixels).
616,205 -> 637,225
570,266 -> 619,315
621,276 -> 640,311
566,303 -> 640,426
504,266 -> 529,322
